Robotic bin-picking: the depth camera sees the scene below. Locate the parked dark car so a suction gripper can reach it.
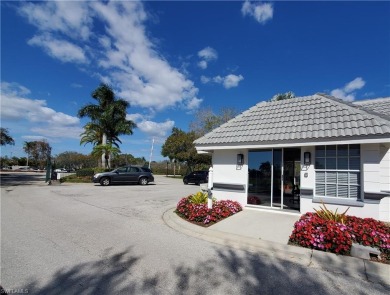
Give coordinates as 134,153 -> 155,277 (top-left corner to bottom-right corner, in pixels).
93,166 -> 154,186
183,170 -> 208,185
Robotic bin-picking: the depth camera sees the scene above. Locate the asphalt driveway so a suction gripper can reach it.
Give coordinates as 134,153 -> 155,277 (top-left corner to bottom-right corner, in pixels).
1,173 -> 388,294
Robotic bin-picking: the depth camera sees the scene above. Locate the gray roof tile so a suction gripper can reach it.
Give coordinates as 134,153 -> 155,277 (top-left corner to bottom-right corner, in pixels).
353,97 -> 390,116
195,94 -> 390,147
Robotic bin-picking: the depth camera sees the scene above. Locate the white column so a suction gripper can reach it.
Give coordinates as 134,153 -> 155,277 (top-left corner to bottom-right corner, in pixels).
208,167 -> 214,209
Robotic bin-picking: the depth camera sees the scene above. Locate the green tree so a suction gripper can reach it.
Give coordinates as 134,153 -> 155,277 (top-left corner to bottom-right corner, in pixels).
270,91 -> 296,102
190,107 -> 239,136
22,140 -> 52,169
0,128 -> 15,146
54,151 -> 91,170
23,141 -> 34,166
78,84 -> 136,167
161,127 -> 211,172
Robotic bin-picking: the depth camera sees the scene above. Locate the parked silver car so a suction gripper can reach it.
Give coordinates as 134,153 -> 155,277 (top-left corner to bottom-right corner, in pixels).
93,166 -> 154,186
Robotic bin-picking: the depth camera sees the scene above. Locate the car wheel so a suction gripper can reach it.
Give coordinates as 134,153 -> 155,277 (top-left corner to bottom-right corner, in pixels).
139,177 -> 148,185
100,177 -> 110,186
183,179 -> 188,185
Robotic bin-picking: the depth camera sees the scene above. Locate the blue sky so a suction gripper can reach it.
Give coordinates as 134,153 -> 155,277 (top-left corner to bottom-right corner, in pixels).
1,1 -> 390,161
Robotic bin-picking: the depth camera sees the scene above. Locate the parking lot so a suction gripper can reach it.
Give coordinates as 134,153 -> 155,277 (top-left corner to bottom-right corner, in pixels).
1,172 -> 388,294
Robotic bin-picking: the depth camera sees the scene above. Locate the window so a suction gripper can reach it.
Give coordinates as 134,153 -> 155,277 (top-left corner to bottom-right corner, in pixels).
315,145 -> 360,199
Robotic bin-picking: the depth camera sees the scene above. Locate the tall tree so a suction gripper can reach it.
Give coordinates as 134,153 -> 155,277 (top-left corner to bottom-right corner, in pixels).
23,141 -> 35,166
0,128 -> 15,146
54,151 -> 92,170
78,84 -> 136,167
270,91 -> 296,101
161,127 -> 211,172
22,140 -> 52,169
190,107 -> 239,136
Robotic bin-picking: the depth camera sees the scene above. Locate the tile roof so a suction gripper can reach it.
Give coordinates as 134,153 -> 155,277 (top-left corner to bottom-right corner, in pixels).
353,97 -> 390,117
194,94 -> 390,147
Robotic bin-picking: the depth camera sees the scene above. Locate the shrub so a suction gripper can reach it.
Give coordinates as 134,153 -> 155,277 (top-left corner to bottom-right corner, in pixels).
289,213 -> 352,254
176,196 -> 242,225
345,216 -> 390,260
313,201 -> 349,224
76,168 -> 95,177
289,213 -> 390,259
189,191 -> 209,204
60,174 -> 91,183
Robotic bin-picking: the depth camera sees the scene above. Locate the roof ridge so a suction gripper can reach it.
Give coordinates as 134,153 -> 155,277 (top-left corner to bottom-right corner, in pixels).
354,97 -> 390,104
316,93 -> 390,122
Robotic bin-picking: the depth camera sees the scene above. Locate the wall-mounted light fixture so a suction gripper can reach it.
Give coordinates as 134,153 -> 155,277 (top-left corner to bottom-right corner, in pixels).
237,153 -> 244,165
304,152 -> 311,165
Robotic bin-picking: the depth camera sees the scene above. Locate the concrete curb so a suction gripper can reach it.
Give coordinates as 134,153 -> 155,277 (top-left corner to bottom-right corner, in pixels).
162,208 -> 390,287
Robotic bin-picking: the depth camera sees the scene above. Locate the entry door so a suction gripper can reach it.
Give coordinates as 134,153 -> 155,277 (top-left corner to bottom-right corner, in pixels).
247,149 -> 282,208
283,148 -> 301,210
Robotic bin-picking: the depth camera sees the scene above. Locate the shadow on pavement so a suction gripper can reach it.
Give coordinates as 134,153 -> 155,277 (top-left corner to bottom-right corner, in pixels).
9,247 -> 388,294
0,173 -> 46,187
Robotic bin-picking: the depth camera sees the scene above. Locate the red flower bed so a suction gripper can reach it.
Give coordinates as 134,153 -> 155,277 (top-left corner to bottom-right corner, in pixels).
289,213 -> 390,260
175,196 -> 242,225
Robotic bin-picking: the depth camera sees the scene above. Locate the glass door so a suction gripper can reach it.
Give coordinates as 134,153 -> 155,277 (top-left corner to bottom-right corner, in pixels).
282,148 -> 301,211
248,149 -> 282,208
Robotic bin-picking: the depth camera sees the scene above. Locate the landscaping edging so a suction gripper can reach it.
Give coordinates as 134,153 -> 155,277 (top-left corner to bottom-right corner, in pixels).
162,208 -> 390,287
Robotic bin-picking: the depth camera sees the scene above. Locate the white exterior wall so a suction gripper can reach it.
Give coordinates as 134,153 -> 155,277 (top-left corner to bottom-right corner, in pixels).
301,143 -> 390,222
361,143 -> 382,193
210,143 -> 390,222
379,143 -> 390,192
300,146 -> 315,192
212,149 -> 248,205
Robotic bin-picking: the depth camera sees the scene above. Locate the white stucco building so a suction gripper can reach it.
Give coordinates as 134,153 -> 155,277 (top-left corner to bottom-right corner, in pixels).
195,94 -> 390,222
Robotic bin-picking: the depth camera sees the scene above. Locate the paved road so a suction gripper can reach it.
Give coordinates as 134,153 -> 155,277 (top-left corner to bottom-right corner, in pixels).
1,173 -> 389,294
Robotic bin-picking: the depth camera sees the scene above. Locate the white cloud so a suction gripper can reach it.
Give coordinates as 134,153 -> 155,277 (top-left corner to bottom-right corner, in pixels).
18,1 -> 92,40
200,75 -> 211,84
185,97 -> 203,110
126,113 -> 145,123
197,47 -> 218,69
241,1 -> 274,24
198,60 -> 208,70
1,81 -> 31,96
137,120 -> 175,138
127,113 -> 175,138
91,1 -> 200,111
198,47 -> 218,61
330,77 -> 366,102
1,81 -> 82,139
344,77 -> 366,93
17,0 -> 202,113
28,34 -> 87,64
222,74 -> 244,88
70,83 -> 83,88
202,74 -> 244,89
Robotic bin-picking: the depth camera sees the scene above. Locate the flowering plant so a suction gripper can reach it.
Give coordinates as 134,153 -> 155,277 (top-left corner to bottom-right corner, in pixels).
289,212 -> 390,260
175,196 -> 242,225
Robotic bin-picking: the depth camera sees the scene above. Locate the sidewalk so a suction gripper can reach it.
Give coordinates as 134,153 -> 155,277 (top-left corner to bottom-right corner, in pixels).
163,208 -> 390,287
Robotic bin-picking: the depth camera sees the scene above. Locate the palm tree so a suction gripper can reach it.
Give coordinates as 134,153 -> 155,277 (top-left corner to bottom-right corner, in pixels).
1,128 -> 15,146
78,84 -> 136,167
91,144 -> 121,169
271,91 -> 296,101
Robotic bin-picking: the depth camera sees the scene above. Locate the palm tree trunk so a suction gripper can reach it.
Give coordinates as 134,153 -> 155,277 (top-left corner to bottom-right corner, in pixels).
102,133 -> 107,168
